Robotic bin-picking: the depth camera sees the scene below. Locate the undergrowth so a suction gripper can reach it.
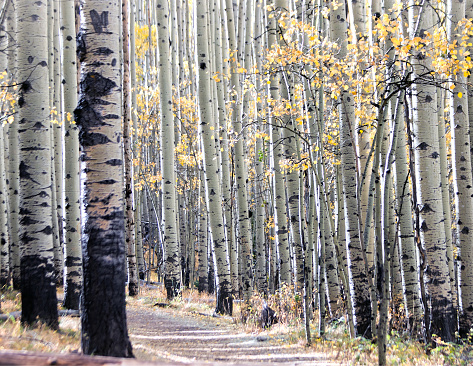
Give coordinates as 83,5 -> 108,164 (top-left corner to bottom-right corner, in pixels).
0,287 -> 80,354
1,283 -> 472,365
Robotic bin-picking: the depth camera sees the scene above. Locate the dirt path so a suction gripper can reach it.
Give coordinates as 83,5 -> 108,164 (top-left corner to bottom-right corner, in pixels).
127,306 -> 338,365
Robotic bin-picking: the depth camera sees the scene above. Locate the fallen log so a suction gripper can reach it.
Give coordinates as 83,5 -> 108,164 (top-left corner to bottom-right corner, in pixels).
0,350 -> 271,366
0,350 -> 159,365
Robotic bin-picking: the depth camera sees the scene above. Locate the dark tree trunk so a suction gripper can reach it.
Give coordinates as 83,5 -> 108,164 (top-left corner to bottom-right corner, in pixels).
20,256 -> 58,328
75,0 -> 133,357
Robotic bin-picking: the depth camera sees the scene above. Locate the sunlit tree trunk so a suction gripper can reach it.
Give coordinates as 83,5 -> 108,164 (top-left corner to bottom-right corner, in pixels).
123,0 -> 139,297
393,95 -> 422,331
53,0 -> 65,282
75,0 -> 133,356
437,87 -> 456,315
0,125 -> 9,288
267,3 -> 291,287
17,0 -> 58,328
197,176 -> 209,293
330,1 -> 372,338
275,0 -> 305,292
0,15 -> 9,288
61,0 -> 82,310
254,0 -> 267,296
130,1 -> 145,281
196,0 -> 233,315
348,0 -> 374,271
408,0 -> 455,342
7,0 -> 20,291
447,0 -> 473,335
47,0 -> 63,286
156,0 -> 181,300
219,0 -> 239,296
0,6 -> 7,73
234,0 -> 254,303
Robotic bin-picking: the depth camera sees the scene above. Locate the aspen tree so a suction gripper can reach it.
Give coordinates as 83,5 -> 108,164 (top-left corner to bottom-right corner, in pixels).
17,0 -> 58,328
330,0 -> 372,338
267,2 -> 291,287
275,0 -> 306,291
254,0 -> 268,296
6,0 -> 20,290
467,2 -> 473,176
157,0 -> 181,299
197,176 -> 209,293
0,3 -> 7,72
130,1 -> 145,280
437,88 -> 456,314
61,0 -> 82,310
220,0 -> 254,302
75,0 -> 133,356
53,0 -> 64,258
408,0 -> 455,341
0,125 -> 9,288
348,0 -> 374,271
196,0 -> 233,315
216,0 -> 238,295
236,0 -> 255,303
0,4 -> 9,288
447,0 -> 473,335
393,98 -> 422,330
123,0 -> 139,297
47,0 -> 63,284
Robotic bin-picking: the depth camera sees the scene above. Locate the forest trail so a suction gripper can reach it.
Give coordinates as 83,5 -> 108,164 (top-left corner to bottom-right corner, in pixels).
127,305 -> 338,365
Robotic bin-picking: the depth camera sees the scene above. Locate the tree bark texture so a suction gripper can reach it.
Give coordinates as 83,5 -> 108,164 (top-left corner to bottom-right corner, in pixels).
75,0 -> 133,357
17,0 -> 58,329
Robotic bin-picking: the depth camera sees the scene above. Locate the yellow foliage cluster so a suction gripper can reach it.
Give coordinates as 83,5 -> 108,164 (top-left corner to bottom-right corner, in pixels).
0,71 -> 16,126
134,24 -> 157,58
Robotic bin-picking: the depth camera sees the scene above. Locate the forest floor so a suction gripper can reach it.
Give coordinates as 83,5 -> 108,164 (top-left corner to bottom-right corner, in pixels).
126,296 -> 334,365
1,283 -> 472,365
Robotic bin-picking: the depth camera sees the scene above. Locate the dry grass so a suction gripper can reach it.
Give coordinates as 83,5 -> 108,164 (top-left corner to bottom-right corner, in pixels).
0,287 -> 80,354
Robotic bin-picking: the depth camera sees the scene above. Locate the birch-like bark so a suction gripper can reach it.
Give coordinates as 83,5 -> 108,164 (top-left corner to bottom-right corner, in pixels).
130,1 -> 145,280
61,0 -> 82,310
5,0 -> 18,289
447,0 -> 473,335
393,96 -> 422,331
218,0 -> 238,295
276,0 -> 305,291
254,0 -> 267,296
156,0 -> 181,300
123,0 -> 139,297
437,87 -> 456,314
53,0 -> 64,262
267,2 -> 291,287
17,0 -> 58,328
7,0 -> 20,291
408,0 -> 455,341
197,177 -> 209,293
75,0 -> 133,356
196,0 -> 233,315
0,126 -> 9,287
330,1 -> 372,338
348,0 -> 374,270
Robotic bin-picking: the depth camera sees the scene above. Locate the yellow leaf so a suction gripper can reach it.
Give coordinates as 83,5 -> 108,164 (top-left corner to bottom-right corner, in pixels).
459,92 -> 463,98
